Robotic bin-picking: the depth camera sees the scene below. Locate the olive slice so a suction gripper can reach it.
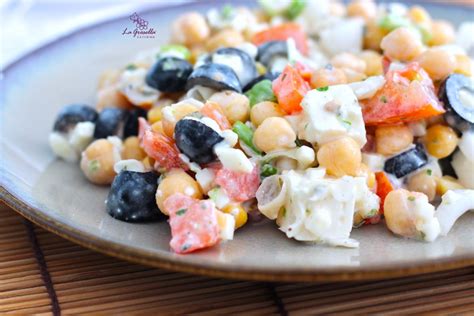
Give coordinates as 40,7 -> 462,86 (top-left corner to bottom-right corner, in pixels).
256,41 -> 288,68
106,171 -> 165,222
174,117 -> 224,164
53,104 -> 97,133
243,72 -> 280,92
146,57 -> 193,93
384,144 -> 428,178
186,63 -> 242,93
212,47 -> 258,87
439,74 -> 474,133
93,108 -> 127,139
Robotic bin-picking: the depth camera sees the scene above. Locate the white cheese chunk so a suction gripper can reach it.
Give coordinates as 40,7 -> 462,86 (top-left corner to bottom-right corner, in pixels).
298,85 -> 367,147
69,122 -> 95,152
208,187 -> 230,209
458,130 -> 474,163
452,150 -> 474,189
349,75 -> 385,100
49,132 -> 78,162
319,18 -> 364,56
214,144 -> 253,173
436,189 -> 474,236
217,211 -> 235,241
113,159 -> 145,173
362,153 -> 385,172
195,168 -> 216,193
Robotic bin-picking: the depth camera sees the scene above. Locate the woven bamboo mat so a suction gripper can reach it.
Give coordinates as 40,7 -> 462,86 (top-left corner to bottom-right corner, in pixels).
1,203 -> 473,315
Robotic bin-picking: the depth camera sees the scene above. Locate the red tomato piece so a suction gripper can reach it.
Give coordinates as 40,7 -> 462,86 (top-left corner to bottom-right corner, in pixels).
200,101 -> 231,130
139,118 -> 187,171
272,65 -> 311,114
214,164 -> 260,202
294,61 -> 312,82
362,62 -> 445,125
375,171 -> 394,215
252,23 -> 309,55
165,193 -> 220,254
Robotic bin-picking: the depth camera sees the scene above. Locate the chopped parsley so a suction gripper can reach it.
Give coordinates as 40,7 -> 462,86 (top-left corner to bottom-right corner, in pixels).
426,169 -> 432,176
260,163 -> 278,177
221,4 -> 234,19
380,95 -> 388,103
281,207 -> 287,217
88,160 -> 100,173
176,208 -> 187,216
408,196 -> 416,202
317,86 -> 329,91
125,64 -> 137,70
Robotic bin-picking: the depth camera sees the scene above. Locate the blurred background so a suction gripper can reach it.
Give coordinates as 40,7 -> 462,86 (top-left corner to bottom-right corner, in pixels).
0,0 -> 190,67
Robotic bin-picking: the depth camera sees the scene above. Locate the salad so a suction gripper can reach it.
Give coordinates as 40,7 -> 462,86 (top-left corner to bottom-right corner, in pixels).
48,0 -> 474,254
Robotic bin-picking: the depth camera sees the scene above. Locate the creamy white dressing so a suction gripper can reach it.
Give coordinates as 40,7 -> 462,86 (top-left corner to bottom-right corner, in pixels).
49,121 -> 95,162
298,85 -> 367,147
113,159 -> 146,174
118,68 -> 159,106
256,168 -> 379,247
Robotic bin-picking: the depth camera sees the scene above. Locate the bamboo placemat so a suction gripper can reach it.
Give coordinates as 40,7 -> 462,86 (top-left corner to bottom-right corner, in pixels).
1,203 -> 473,315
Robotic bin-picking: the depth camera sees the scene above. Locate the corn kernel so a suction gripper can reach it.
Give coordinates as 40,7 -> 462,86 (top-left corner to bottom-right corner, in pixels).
151,121 -> 164,134
454,54 -> 472,77
147,107 -> 163,124
435,176 -> 464,196
408,6 -> 431,25
256,62 -> 267,75
222,204 -> 248,229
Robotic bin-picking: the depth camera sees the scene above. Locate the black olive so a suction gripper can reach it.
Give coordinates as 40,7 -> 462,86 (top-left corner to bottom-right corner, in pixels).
439,74 -> 474,133
438,152 -> 458,178
174,117 -> 224,164
256,41 -> 288,68
106,171 -> 165,222
123,108 -> 147,138
94,108 -> 127,139
243,72 -> 280,92
53,104 -> 98,133
186,63 -> 242,93
212,47 -> 258,87
384,144 -> 428,178
146,57 -> 193,93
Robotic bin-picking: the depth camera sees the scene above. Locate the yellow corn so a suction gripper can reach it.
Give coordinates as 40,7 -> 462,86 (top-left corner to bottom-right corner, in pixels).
151,121 -> 164,134
256,62 -> 267,75
454,54 -> 472,77
435,176 -> 464,196
147,107 -> 163,124
222,204 -> 248,229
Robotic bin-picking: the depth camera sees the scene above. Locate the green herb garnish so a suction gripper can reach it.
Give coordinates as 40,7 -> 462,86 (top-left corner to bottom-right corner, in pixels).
176,208 -> 187,216
233,121 -> 262,155
260,163 -> 278,177
125,64 -> 137,70
88,160 -> 100,173
284,0 -> 306,20
317,86 -> 329,92
245,79 -> 277,107
221,4 -> 234,19
408,196 -> 416,202
380,95 -> 388,103
426,169 -> 432,176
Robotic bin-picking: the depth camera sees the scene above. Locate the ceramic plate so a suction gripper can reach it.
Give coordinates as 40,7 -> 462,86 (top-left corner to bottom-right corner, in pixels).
1,0 -> 473,282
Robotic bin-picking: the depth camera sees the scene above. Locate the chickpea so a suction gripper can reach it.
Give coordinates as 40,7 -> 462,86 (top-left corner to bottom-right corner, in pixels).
97,69 -> 122,90
364,21 -> 387,52
384,189 -> 424,239
424,124 -> 458,158
156,169 -> 203,215
317,137 -> 361,177
375,125 -> 414,156
429,20 -> 455,46
408,6 -> 432,27
96,86 -> 132,111
253,117 -> 296,153
347,0 -> 376,21
161,102 -> 200,138
380,27 -> 423,62
171,12 -> 210,47
359,50 -> 383,76
407,171 -> 437,201
416,48 -> 457,81
455,54 -> 472,77
205,29 -> 244,52
343,69 -> 367,83
250,101 -> 285,127
80,139 -> 121,185
331,53 -> 366,74
209,91 -> 250,124
310,67 -> 347,89
122,136 -> 146,161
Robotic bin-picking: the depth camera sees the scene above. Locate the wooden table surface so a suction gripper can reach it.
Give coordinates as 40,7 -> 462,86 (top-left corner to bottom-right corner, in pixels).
1,203 -> 473,315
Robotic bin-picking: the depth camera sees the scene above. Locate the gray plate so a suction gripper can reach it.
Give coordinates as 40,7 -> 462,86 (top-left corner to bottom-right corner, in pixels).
1,0 -> 473,281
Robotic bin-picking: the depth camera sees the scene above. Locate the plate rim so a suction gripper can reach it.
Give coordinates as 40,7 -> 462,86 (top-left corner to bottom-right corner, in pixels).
1,0 -> 474,282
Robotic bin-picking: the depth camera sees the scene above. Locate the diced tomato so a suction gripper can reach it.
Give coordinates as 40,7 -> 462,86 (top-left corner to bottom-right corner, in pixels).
252,23 -> 309,55
272,65 -> 311,114
362,62 -> 445,125
382,55 -> 391,74
139,118 -> 187,171
375,171 -> 394,214
200,101 -> 231,130
364,214 -> 381,225
294,61 -> 312,82
214,164 -> 260,202
165,193 -> 220,254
